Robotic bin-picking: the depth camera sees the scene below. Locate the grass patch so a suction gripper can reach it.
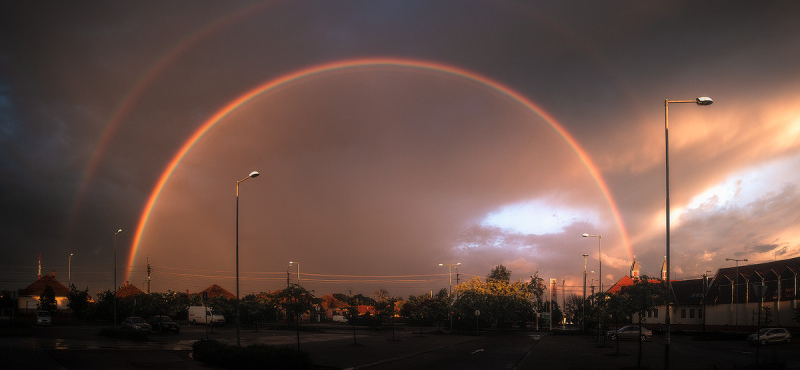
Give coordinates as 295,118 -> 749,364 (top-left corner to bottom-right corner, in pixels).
192,339 -> 312,369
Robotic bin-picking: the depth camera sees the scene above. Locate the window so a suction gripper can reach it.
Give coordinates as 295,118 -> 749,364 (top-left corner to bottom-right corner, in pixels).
689,309 -> 695,318
653,309 -> 658,318
647,310 -> 652,318
681,309 -> 686,318
698,309 -> 703,318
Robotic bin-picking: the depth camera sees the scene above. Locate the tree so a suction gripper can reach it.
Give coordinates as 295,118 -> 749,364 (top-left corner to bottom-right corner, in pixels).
621,276 -> 663,368
277,284 -> 319,350
400,289 -> 450,327
39,286 -> 57,312
564,294 -> 584,327
67,284 -> 90,318
373,289 -> 398,328
454,276 -> 536,327
488,265 -> 512,283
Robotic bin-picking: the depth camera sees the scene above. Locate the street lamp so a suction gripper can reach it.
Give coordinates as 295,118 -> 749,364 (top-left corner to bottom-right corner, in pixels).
235,170 -> 260,346
68,253 -> 74,288
582,233 -> 601,343
725,258 -> 747,327
581,234 -> 601,292
439,262 -> 461,331
290,261 -> 300,285
582,253 -> 588,333
438,263 -> 461,297
113,228 -> 122,329
664,96 -> 713,369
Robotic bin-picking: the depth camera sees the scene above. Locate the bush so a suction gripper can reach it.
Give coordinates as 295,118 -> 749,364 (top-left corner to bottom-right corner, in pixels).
192,339 -> 312,369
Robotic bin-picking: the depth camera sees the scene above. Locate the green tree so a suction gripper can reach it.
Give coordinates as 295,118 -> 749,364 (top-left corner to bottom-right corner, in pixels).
454,277 -> 536,327
67,284 -> 90,318
400,289 -> 449,327
488,265 -> 512,283
277,284 -> 319,350
621,276 -> 663,368
39,285 -> 57,312
373,289 -> 398,328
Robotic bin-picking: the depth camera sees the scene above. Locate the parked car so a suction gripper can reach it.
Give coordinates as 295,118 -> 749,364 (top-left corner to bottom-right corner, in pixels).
35,310 -> 52,325
332,315 -> 348,323
748,327 -> 791,345
147,315 -> 180,333
606,325 -> 652,341
121,316 -> 152,331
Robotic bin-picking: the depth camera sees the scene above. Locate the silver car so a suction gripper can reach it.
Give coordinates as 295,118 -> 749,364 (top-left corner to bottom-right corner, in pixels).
606,325 -> 653,341
121,316 -> 152,331
748,328 -> 791,345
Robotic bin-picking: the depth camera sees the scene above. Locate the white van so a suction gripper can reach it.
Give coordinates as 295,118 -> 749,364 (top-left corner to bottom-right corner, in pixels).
188,306 -> 225,326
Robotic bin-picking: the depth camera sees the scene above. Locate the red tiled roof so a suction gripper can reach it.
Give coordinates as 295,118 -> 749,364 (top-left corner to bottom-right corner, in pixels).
606,275 -> 662,295
117,281 -> 145,298
200,284 -> 235,299
19,274 -> 70,297
319,294 -> 349,309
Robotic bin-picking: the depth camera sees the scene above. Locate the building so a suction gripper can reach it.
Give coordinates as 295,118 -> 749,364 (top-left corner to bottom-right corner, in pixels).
17,271 -> 70,311
603,256 -> 800,329
198,284 -> 235,299
705,257 -> 800,328
117,281 -> 145,298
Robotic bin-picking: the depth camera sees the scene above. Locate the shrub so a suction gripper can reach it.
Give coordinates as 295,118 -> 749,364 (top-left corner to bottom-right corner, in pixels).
192,339 -> 312,369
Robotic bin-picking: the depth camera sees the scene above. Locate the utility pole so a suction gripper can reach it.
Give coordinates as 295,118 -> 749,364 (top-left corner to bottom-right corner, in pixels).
146,257 -> 151,294
562,279 -> 566,329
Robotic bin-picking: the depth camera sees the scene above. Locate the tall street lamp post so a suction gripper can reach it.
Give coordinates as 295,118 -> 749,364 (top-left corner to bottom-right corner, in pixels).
583,253 -> 588,333
725,258 -> 747,327
290,261 -> 300,285
68,253 -> 74,288
439,262 -> 461,331
113,229 -> 122,329
582,233 -> 601,342
236,170 -> 260,346
664,96 -> 713,369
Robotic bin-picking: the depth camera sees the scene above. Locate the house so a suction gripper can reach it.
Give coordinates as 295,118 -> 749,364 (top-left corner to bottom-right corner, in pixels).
198,284 -> 235,299
319,294 -> 349,319
117,281 -> 145,298
18,271 -> 70,311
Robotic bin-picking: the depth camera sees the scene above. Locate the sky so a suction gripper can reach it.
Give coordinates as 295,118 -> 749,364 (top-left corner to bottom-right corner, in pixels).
2,0 -> 800,299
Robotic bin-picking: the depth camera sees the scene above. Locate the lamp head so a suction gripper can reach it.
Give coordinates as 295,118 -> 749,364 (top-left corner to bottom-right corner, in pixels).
248,171 -> 260,178
438,263 -> 444,266
696,97 -> 713,105
116,229 -> 123,234
582,233 -> 589,237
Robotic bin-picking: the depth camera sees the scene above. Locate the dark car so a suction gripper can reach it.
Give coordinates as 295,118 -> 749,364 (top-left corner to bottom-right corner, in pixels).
606,325 -> 653,341
748,327 -> 791,345
148,315 -> 180,333
121,316 -> 152,331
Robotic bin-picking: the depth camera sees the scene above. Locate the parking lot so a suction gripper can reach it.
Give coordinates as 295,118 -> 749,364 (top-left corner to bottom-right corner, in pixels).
3,322 -> 800,369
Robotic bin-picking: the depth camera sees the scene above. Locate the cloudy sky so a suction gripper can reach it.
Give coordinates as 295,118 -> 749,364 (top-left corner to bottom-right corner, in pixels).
2,0 -> 800,298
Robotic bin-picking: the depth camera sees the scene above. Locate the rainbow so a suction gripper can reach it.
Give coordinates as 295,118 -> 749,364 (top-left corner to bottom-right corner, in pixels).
125,57 -> 632,281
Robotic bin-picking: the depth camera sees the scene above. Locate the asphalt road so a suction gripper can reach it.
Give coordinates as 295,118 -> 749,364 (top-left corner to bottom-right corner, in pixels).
4,322 -> 800,370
